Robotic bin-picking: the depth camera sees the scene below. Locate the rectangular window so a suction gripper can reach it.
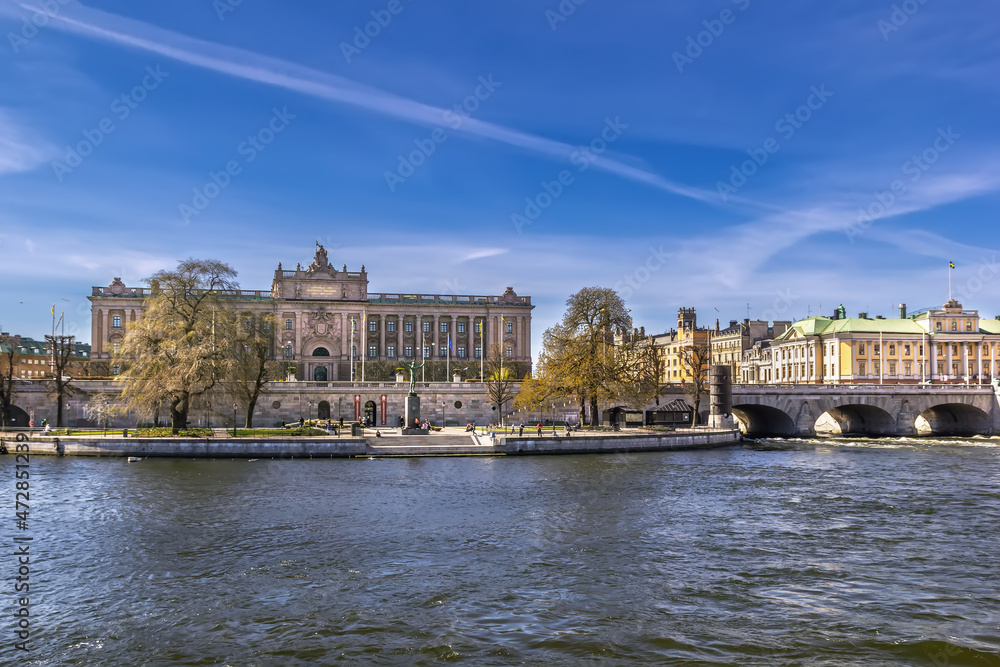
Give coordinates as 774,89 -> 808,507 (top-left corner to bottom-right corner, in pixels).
405,346 -> 413,358
904,344 -> 910,356
458,346 -> 466,358
458,322 -> 466,333
858,343 -> 865,355
474,346 -> 482,359
904,362 -> 911,375
874,344 -> 880,355
262,320 -> 270,331
506,347 -> 513,358
113,342 -> 121,353
387,320 -> 396,332
952,362 -> 959,375
967,321 -> 973,331
351,345 -> 356,357
112,315 -> 121,328
243,318 -> 253,331
937,362 -> 945,375
369,321 -> 377,332
285,319 -> 293,330
284,345 -> 293,359
874,360 -> 881,375
423,346 -> 431,358
368,345 -> 377,358
111,364 -> 120,375
937,344 -> 943,355
440,322 -> 448,333
404,321 -> 413,332
475,322 -> 482,335
387,345 -> 396,358
888,344 -> 895,355
859,361 -> 867,375
423,322 -> 431,333
506,322 -> 513,334
440,346 -> 447,357
889,361 -> 896,375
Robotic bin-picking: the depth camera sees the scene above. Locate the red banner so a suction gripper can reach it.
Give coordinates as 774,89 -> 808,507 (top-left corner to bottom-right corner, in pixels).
380,394 -> 387,425
354,394 -> 361,422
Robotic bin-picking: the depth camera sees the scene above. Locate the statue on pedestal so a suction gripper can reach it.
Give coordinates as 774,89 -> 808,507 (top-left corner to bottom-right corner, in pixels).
402,359 -> 424,394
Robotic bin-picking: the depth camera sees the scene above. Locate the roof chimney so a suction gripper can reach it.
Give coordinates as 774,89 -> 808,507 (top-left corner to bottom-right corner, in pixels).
899,303 -> 907,319
859,312 -> 868,319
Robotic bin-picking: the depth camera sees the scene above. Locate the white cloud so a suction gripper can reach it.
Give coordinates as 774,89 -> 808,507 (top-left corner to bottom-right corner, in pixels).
2,0 -> 725,206
0,110 -> 52,174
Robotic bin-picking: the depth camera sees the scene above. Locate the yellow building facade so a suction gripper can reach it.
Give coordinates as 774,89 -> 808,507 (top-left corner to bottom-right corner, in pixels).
755,300 -> 1000,385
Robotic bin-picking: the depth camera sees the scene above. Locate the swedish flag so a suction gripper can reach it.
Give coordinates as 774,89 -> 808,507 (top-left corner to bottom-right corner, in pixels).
949,261 -> 955,269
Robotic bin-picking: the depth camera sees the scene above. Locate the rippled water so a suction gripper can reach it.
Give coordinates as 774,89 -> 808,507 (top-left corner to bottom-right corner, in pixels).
8,438 -> 1000,665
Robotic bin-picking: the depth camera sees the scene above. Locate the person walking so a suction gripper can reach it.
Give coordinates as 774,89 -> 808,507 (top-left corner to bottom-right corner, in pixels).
518,424 -> 524,437
536,422 -> 542,437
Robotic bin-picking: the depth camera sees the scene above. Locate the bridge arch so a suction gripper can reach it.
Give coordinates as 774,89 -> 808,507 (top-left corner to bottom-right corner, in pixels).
3,404 -> 30,427
815,403 -> 896,436
732,404 -> 797,437
915,403 -> 992,436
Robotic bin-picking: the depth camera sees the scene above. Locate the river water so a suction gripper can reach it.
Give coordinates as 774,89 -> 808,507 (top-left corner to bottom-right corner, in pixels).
6,437 -> 1000,666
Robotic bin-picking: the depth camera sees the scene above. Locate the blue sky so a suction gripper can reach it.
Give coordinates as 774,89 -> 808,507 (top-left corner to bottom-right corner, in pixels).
1,0 -> 998,353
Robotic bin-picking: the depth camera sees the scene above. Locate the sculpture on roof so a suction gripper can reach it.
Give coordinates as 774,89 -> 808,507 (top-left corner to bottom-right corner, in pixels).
307,241 -> 331,273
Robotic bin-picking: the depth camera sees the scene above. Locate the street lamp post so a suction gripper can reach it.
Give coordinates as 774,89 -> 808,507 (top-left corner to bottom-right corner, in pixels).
232,403 -> 238,437
442,401 -> 446,430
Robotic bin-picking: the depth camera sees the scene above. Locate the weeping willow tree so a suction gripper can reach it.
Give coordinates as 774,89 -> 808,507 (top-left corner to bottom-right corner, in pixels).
115,259 -> 238,434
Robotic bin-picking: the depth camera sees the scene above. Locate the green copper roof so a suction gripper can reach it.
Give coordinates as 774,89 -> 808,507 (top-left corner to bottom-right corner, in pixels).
979,319 -> 1000,334
777,315 -> 927,339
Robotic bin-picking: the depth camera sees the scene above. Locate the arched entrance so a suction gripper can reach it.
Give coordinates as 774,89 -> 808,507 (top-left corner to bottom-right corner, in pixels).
312,347 -> 330,357
364,400 -> 377,426
318,400 -> 331,420
314,366 -> 328,381
3,404 -> 30,428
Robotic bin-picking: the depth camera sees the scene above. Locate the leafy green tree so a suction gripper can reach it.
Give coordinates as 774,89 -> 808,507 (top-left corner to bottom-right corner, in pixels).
115,259 -> 238,434
224,312 -> 279,428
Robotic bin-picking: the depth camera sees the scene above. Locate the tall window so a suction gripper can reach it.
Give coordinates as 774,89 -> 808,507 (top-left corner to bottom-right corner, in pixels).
474,346 -> 482,359
284,344 -> 293,359
440,346 -> 447,357
858,343 -> 865,355
967,321 -> 973,331
440,322 -> 448,333
458,322 -> 466,333
458,346 -> 466,358
506,346 -> 513,358
423,322 -> 431,333
506,321 -> 513,334
113,342 -> 121,353
936,322 -> 942,331
951,321 -> 958,331
112,315 -> 121,328
903,344 -> 910,356
111,364 -> 119,375
387,345 -> 396,358
423,345 -> 431,358
874,344 -> 880,355
368,345 -> 377,358
404,345 -> 413,358
262,320 -> 270,331
475,321 -> 482,335
919,344 -> 924,356
387,321 -> 396,332
888,344 -> 895,355
404,321 -> 413,332
285,319 -> 293,330
369,320 -> 377,332
859,361 -> 867,375
243,318 -> 253,331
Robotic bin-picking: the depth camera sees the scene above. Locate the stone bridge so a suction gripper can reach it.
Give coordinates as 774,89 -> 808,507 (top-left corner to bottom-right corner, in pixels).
731,385 -> 1000,437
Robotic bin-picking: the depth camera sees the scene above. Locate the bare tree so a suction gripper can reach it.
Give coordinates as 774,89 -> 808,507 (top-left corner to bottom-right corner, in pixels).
484,343 -> 528,425
679,343 -> 711,426
116,259 -> 238,434
224,312 -> 279,428
86,392 -> 118,436
0,333 -> 20,428
45,334 -> 76,427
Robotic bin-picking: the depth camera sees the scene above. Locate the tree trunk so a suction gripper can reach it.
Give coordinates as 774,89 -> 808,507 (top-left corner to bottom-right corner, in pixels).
589,397 -> 599,427
691,396 -> 701,427
56,386 -> 65,428
245,401 -> 255,429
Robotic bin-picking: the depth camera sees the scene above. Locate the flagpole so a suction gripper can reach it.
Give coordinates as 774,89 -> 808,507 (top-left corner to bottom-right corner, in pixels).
361,311 -> 366,382
447,334 -> 450,380
350,318 -> 355,382
948,264 -> 952,300
479,317 -> 484,383
421,334 -> 425,383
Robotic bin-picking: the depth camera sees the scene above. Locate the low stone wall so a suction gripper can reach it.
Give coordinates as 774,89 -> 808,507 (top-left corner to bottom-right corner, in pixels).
8,437 -> 367,458
500,429 -> 741,455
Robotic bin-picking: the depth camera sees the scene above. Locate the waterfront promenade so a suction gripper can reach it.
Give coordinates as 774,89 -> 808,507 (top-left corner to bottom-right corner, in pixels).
2,426 -> 742,458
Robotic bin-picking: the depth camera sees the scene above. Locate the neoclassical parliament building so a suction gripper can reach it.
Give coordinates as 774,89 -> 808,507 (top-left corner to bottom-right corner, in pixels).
88,244 -> 533,381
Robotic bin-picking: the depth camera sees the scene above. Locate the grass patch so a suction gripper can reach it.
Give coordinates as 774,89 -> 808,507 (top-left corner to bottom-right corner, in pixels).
130,427 -> 213,438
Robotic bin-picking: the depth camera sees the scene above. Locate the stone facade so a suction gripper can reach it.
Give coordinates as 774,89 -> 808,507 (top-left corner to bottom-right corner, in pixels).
88,244 -> 534,381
